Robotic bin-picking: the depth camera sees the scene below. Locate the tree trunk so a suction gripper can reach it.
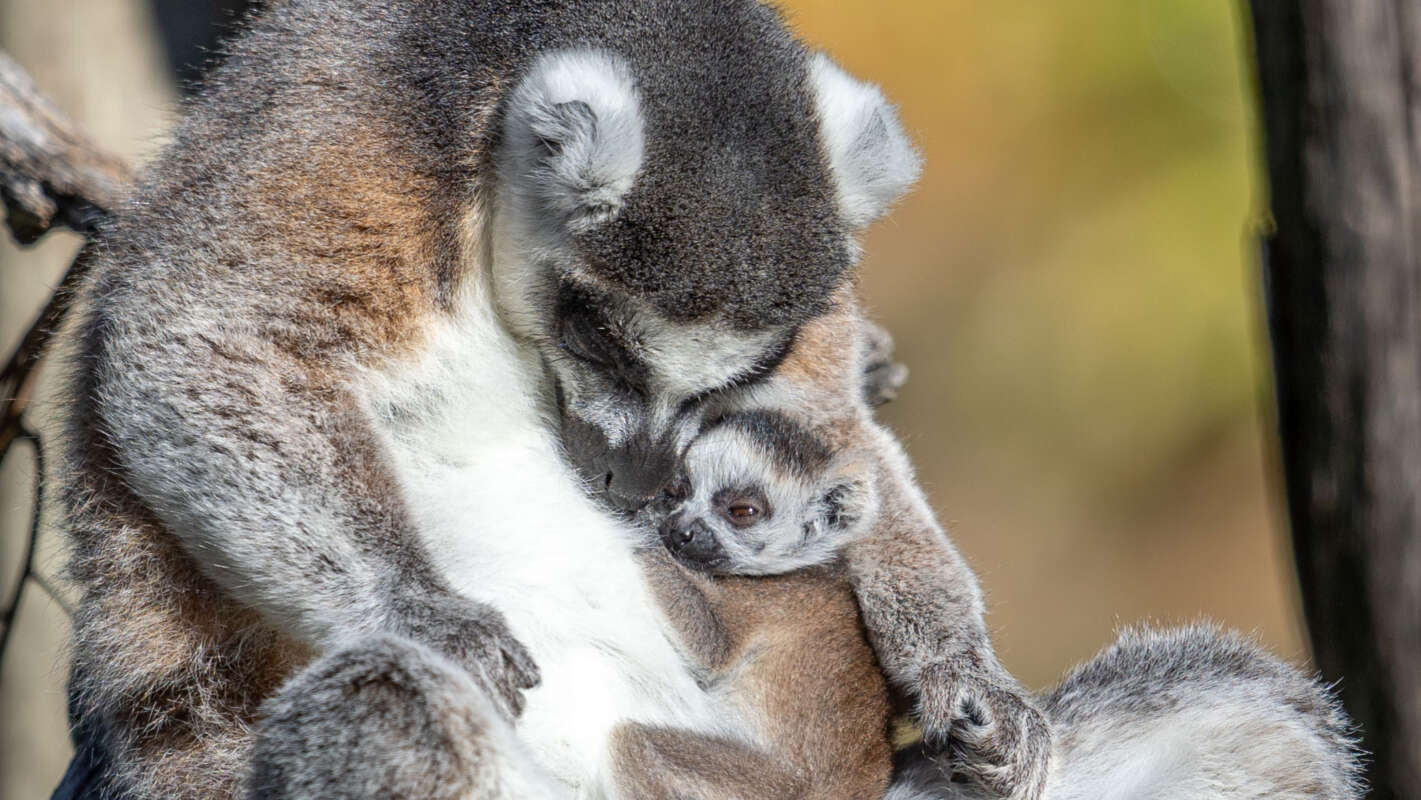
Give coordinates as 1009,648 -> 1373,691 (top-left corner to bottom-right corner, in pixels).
1249,3 -> 1421,798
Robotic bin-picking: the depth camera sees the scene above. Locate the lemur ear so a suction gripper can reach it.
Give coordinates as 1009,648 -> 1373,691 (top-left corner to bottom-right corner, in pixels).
502,50 -> 645,231
809,54 -> 922,229
821,476 -> 874,532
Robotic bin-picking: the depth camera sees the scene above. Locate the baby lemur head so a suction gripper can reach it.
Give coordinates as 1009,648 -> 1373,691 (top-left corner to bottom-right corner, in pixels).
649,411 -> 876,576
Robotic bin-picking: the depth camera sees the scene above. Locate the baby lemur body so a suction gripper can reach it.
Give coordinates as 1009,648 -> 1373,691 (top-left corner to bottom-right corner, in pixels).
606,295 -> 1046,799
613,407 -> 888,799
704,294 -> 1051,797
618,548 -> 892,800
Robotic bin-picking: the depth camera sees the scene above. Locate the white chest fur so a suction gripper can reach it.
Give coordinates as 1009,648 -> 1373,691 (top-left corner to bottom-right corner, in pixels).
358,285 -> 731,793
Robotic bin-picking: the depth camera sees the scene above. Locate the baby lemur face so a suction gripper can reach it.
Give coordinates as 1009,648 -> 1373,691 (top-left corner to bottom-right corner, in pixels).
649,411 -> 873,576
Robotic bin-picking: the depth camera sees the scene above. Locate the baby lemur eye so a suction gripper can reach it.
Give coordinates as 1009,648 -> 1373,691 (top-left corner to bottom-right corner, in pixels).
723,499 -> 764,527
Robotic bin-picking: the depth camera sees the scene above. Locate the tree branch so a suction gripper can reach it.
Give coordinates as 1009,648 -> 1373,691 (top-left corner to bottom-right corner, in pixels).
1249,3 -> 1421,798
0,50 -> 130,244
0,49 -> 130,661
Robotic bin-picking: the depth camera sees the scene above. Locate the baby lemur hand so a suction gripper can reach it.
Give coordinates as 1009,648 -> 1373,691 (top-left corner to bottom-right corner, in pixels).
860,319 -> 910,407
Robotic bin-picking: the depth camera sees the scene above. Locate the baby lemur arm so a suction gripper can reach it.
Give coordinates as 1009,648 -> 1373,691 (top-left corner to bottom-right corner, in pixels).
636,547 -> 735,670
848,424 -> 1050,800
609,724 -> 809,800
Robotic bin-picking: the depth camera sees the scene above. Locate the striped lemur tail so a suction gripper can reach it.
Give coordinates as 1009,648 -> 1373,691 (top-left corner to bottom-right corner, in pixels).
888,625 -> 1364,800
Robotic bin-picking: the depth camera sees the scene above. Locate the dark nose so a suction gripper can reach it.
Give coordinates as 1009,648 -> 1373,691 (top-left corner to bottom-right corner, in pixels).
603,434 -> 680,513
560,411 -> 679,513
659,515 -> 720,564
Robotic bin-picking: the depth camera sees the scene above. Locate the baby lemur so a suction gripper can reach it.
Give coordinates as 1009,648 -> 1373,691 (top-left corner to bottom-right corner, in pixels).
609,410 -> 890,800
705,295 -> 1053,798
604,297 -> 1049,799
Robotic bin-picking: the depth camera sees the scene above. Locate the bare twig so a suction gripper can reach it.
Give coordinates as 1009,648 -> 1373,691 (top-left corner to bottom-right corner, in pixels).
0,50 -> 131,662
0,430 -> 48,662
0,247 -> 96,455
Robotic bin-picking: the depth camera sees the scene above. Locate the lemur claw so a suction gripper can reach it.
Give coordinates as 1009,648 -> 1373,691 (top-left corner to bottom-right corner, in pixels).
918,668 -> 1052,800
388,589 -> 541,721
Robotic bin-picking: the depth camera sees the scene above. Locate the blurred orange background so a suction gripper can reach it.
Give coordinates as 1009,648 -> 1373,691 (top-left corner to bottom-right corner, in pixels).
0,1 -> 1299,796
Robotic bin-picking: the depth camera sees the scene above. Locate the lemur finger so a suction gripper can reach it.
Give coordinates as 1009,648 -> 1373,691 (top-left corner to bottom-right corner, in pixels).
863,362 -> 909,407
477,664 -> 526,721
949,688 -> 1052,800
499,636 -> 542,689
859,318 -> 910,407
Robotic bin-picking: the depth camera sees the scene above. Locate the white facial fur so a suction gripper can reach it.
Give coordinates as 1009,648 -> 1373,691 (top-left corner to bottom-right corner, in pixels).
661,420 -> 875,576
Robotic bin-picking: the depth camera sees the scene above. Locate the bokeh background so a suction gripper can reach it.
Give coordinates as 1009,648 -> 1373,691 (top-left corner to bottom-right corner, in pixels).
0,1 -> 1295,796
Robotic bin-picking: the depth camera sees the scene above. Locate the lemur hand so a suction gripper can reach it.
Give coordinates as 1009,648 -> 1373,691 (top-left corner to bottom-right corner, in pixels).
860,319 -> 909,407
387,588 -> 541,720
917,665 -> 1052,800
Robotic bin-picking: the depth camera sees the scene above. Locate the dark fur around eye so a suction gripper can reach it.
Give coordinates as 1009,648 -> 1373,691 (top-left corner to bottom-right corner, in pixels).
561,312 -> 621,369
554,282 -> 649,388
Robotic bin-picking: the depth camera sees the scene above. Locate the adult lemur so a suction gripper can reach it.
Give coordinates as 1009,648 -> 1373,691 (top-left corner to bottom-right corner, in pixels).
58,1 -> 1046,798
54,1 -> 1362,798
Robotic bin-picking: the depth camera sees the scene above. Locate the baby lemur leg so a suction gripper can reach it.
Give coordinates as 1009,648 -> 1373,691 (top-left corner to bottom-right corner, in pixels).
849,428 -> 1050,800
248,635 -> 563,800
610,723 -> 809,800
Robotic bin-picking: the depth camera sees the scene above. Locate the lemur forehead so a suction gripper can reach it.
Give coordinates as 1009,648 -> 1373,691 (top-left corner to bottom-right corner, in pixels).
700,410 -> 833,481
559,14 -> 853,329
557,275 -> 795,398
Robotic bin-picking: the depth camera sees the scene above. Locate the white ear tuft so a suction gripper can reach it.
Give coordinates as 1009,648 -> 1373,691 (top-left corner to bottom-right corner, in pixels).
809,54 -> 921,229
502,50 -> 645,231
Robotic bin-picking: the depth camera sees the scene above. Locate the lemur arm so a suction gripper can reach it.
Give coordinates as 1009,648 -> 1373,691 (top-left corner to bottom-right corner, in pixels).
635,547 -> 737,671
85,272 -> 538,717
249,635 -> 564,800
609,723 -> 809,800
845,425 -> 1051,800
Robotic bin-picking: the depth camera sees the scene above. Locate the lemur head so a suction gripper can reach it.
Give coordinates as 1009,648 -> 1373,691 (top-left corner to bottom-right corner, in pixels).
487,6 -> 919,512
646,410 -> 876,576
